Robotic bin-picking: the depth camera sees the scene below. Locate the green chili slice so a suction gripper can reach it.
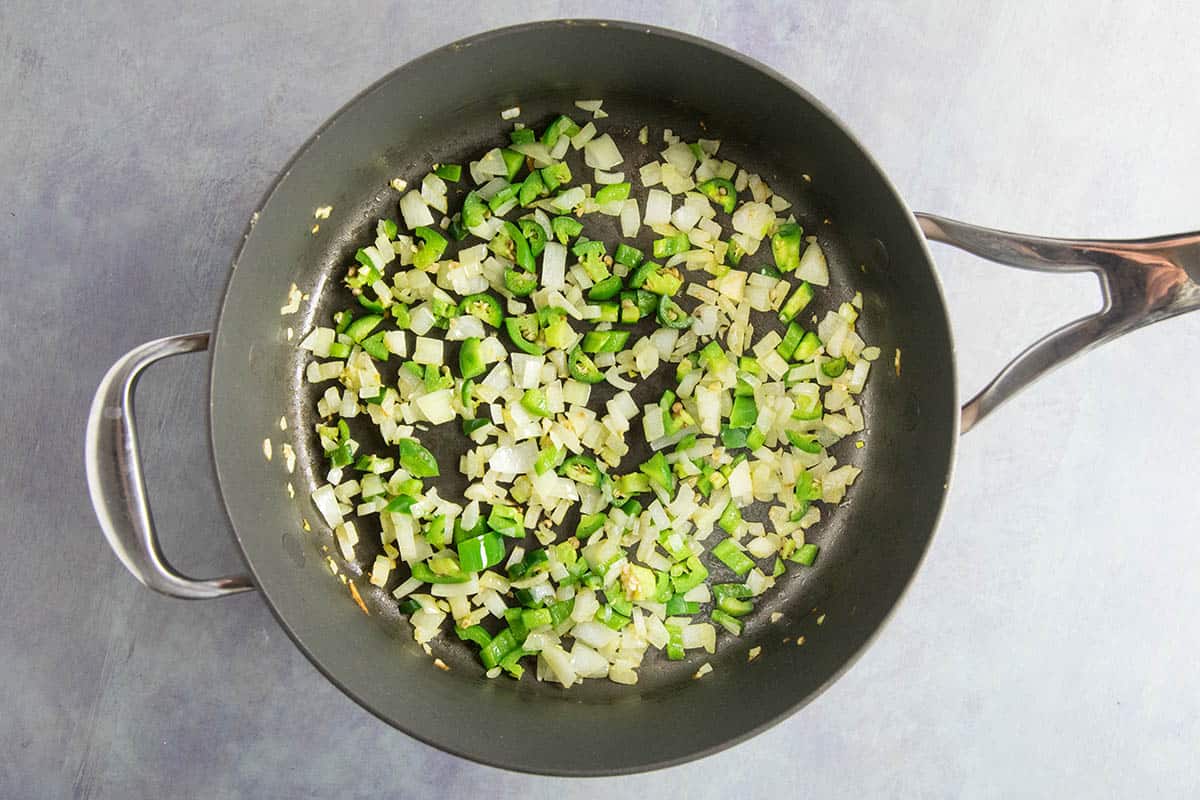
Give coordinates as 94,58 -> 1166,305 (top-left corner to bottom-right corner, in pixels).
656,294 -> 691,329
412,226 -> 448,270
698,178 -> 737,213
567,347 -> 606,384
505,314 -> 545,355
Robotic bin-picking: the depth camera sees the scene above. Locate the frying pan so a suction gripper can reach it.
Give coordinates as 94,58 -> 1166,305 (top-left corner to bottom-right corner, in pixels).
84,20 -> 1200,776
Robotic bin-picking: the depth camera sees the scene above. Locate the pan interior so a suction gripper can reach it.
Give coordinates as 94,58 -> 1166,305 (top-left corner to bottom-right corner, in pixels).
211,21 -> 956,775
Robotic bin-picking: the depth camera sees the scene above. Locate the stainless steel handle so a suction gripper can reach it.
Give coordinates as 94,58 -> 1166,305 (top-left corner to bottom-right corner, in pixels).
915,213 -> 1200,433
85,332 -> 254,599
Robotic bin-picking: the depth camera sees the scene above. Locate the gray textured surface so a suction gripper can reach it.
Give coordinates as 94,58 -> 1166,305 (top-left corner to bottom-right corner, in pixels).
3,2 -> 1198,797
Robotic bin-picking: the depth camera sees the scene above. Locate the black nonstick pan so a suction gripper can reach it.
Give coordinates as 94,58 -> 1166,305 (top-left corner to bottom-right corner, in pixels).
85,20 -> 1200,776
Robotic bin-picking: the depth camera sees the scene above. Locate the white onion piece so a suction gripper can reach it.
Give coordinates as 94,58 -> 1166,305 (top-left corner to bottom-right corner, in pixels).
796,240 -> 829,286
620,199 -> 640,237
509,141 -> 553,167
660,141 -> 697,175
584,134 -> 623,170
541,241 -> 566,291
552,187 -> 585,212
492,441 -> 538,473
643,189 -> 672,226
399,190 -> 434,229
570,122 -> 597,150
311,485 -> 343,529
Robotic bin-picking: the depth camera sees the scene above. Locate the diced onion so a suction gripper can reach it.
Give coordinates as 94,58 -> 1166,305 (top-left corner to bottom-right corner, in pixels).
399,190 -> 434,229
583,134 -> 623,170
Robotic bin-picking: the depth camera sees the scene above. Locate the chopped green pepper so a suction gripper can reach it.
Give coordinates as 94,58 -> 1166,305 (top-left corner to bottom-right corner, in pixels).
412,226 -> 448,269
548,598 -> 575,626
504,267 -> 538,297
793,543 -> 820,567
462,417 -> 489,437
652,232 -> 690,259
614,242 -> 644,268
560,455 -> 602,486
488,221 -> 535,272
619,293 -> 641,324
521,607 -> 554,631
462,190 -> 489,228
727,237 -> 746,266
534,445 -> 561,475
487,504 -> 525,538
550,214 -> 582,243
541,115 -> 580,148
639,451 -> 676,495
785,431 -> 823,453
779,281 -> 815,323
433,163 -> 462,182
520,388 -> 552,418
447,214 -> 468,241
666,624 -> 685,660
793,331 -> 822,361
459,293 -> 504,328
505,314 -> 545,355
458,337 -> 486,380
656,294 -> 692,329
792,395 -> 823,421
821,356 -> 847,378
717,594 -> 754,617
567,346 -> 606,384
518,170 -> 547,206
410,561 -> 471,584
357,294 -> 385,314
518,218 -> 546,257
480,628 -> 518,669
487,183 -> 520,213
457,531 -> 506,572
594,301 -> 619,323
500,148 -> 524,181
666,594 -> 701,616
580,329 -> 630,354
509,127 -> 535,145
360,331 -> 389,361
698,178 -> 737,213
595,604 -> 630,631
594,182 -> 631,205
541,162 -> 573,192
455,623 -> 492,648
711,608 -> 743,635
460,377 -> 478,418
729,395 -> 758,428
344,314 -> 382,343
587,275 -> 623,301
712,538 -> 755,577
771,222 -> 803,271
795,468 -> 821,503
712,583 -> 753,601
634,289 -> 658,316
575,512 -> 606,540
777,322 -> 805,361
645,265 -> 683,296
630,261 -> 682,295
397,438 -> 439,478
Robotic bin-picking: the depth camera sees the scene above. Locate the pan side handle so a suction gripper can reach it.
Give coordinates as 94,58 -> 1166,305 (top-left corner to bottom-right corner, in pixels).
85,332 -> 255,599
915,214 -> 1200,434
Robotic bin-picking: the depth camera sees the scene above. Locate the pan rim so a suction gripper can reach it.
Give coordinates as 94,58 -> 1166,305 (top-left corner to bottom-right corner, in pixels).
208,17 -> 960,777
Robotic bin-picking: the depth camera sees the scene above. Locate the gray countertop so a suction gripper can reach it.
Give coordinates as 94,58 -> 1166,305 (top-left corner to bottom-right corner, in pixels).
3,2 -> 1198,797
